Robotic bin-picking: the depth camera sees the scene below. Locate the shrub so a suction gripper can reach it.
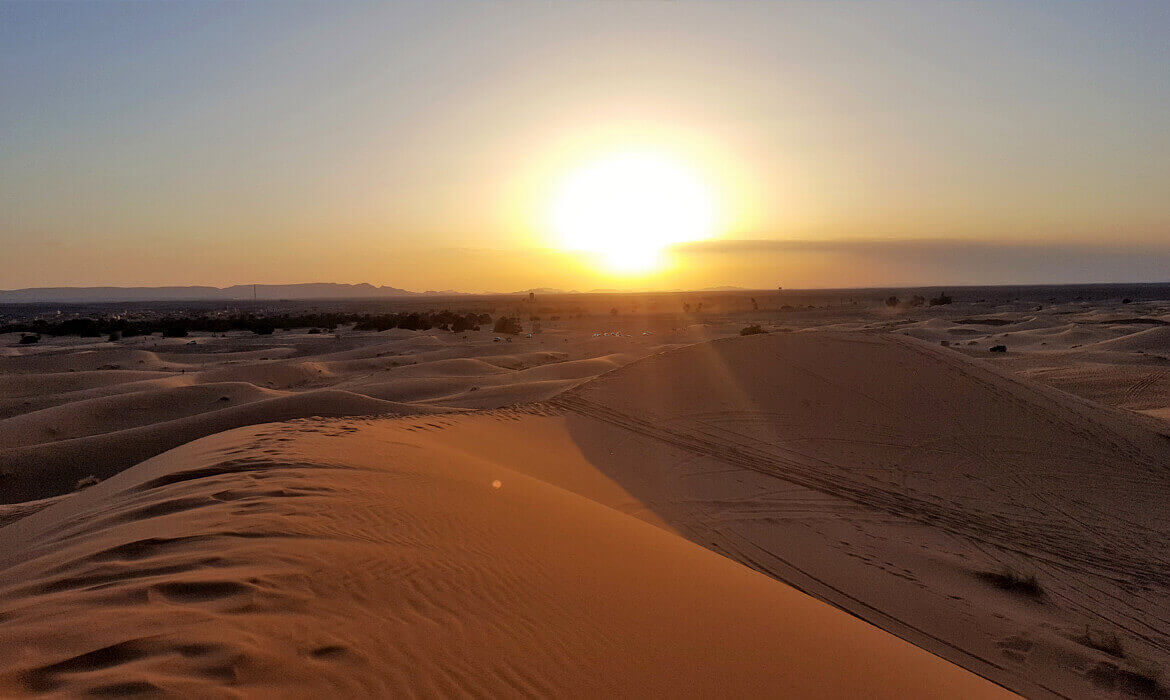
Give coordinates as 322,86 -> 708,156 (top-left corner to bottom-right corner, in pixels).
977,567 -> 1042,598
885,296 -> 900,307
493,316 -> 523,335
107,331 -> 121,342
929,292 -> 953,306
1087,659 -> 1164,697
740,324 -> 766,336
1077,626 -> 1125,658
19,333 -> 40,344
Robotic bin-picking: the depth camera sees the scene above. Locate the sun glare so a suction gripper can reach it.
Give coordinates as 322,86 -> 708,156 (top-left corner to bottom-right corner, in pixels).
550,151 -> 716,272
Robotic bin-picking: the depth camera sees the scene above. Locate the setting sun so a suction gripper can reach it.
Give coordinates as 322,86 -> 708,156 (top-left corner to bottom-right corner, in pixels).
550,151 -> 717,272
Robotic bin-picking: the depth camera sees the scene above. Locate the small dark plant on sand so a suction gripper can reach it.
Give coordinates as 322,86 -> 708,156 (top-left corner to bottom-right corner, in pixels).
1087,658 -> 1164,698
740,324 -> 766,336
19,333 -> 40,344
493,316 -> 522,335
1077,626 -> 1125,658
977,567 -> 1043,598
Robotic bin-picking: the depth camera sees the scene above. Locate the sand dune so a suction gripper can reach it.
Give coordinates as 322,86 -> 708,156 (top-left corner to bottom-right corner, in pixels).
0,347 -> 171,375
6,302 -> 1170,696
0,329 -> 662,491
421,378 -> 581,409
0,370 -> 174,400
0,383 -> 286,448
1084,325 -> 1170,352
543,331 -> 1170,698
0,418 -> 1006,698
0,390 -> 442,503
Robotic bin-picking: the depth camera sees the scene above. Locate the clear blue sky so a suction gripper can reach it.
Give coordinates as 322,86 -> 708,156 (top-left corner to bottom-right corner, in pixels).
3,1 -> 1168,290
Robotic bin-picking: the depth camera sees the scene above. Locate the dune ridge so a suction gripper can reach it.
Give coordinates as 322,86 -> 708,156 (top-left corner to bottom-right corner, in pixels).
0,416 -> 1007,697
0,329 -> 673,504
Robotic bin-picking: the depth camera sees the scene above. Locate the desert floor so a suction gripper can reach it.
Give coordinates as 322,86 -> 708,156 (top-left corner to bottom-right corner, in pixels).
2,297 -> 1169,697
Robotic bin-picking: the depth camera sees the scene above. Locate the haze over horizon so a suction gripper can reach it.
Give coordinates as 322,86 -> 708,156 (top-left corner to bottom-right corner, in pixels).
4,2 -> 1168,291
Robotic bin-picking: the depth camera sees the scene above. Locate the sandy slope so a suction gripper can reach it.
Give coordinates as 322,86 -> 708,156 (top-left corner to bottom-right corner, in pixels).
545,331 -> 1170,698
0,417 -> 1005,697
0,329 -> 669,502
0,390 -> 446,503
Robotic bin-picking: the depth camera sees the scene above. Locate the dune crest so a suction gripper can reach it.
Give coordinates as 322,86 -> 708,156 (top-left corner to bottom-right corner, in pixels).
0,417 -> 1006,697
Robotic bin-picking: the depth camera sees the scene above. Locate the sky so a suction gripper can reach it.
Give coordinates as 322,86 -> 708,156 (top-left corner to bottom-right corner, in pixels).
2,1 -> 1168,292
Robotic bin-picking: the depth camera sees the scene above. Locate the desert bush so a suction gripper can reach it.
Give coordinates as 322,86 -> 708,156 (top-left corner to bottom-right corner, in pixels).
885,296 -> 900,307
493,316 -> 523,335
107,331 -> 121,342
977,567 -> 1043,598
1087,659 -> 1164,697
47,318 -> 101,337
930,292 -> 954,306
740,324 -> 766,336
19,333 -> 40,344
1077,626 -> 1125,658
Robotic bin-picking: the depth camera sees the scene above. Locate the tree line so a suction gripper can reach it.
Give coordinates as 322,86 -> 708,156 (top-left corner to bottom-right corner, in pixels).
2,310 -> 496,339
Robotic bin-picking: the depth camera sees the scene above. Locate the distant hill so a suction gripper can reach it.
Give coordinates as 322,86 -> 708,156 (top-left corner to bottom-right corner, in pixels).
0,283 -> 436,303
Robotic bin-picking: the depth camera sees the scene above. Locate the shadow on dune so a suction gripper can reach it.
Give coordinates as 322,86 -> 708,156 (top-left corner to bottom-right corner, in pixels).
551,331 -> 1170,700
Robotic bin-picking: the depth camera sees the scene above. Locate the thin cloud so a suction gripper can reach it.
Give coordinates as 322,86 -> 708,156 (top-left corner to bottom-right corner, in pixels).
670,238 -> 1170,285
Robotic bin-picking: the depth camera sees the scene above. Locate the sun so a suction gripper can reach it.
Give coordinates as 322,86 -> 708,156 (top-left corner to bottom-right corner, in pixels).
550,151 -> 716,272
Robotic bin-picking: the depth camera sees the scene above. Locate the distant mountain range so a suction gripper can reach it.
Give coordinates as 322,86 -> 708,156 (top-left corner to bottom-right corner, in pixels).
0,283 -> 765,304
0,284 -> 446,304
